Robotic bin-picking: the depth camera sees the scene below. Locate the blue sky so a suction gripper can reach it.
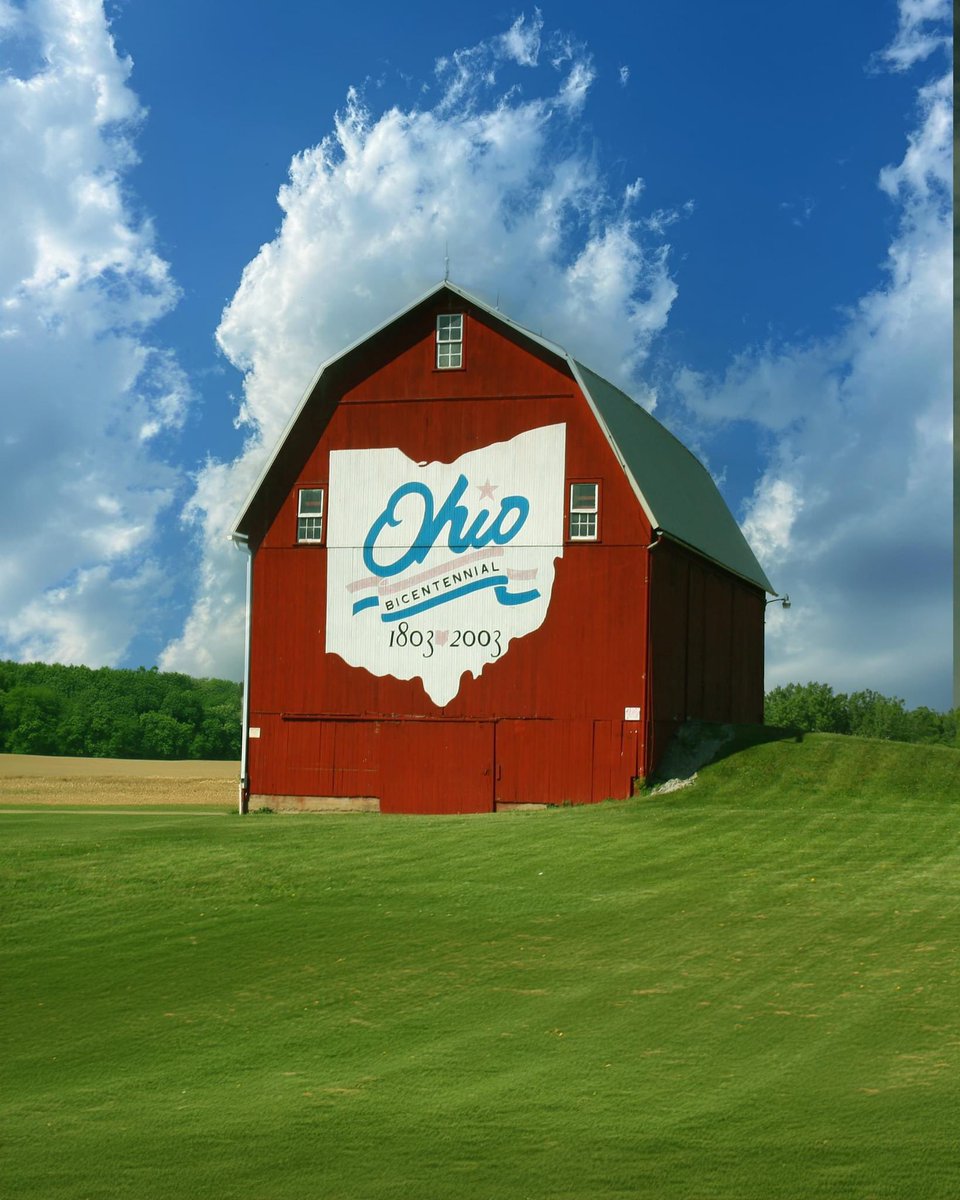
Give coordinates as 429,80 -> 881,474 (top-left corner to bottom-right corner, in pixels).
0,0 -> 952,708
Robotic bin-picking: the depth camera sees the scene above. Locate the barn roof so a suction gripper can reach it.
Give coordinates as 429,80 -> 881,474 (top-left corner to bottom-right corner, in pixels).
232,281 -> 773,593
570,362 -> 773,592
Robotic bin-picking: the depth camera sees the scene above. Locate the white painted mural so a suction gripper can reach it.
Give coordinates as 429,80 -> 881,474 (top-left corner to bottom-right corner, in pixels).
326,423 -> 566,705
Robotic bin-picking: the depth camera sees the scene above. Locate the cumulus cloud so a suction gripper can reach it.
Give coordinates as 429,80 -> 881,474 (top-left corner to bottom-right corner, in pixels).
4,562 -> 171,667
0,0 -> 188,668
672,23 -> 952,707
161,17 -> 679,677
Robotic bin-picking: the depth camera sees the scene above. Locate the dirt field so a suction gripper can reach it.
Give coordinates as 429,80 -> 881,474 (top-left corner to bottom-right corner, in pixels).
0,753 -> 239,807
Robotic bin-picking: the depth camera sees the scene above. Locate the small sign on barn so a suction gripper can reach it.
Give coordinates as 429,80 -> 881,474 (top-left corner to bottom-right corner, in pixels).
231,281 -> 773,814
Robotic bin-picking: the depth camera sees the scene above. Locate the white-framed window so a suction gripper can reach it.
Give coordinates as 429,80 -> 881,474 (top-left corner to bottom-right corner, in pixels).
568,482 -> 599,541
436,313 -> 463,369
297,487 -> 325,543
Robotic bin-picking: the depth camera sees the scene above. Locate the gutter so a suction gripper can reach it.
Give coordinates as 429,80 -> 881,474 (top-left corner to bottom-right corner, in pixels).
230,532 -> 253,815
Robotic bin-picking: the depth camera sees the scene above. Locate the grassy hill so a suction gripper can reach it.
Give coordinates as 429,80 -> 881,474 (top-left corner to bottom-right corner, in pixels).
2,732 -> 957,1199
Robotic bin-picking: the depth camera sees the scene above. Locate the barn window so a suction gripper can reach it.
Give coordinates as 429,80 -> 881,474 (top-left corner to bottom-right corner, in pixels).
568,482 -> 599,540
436,314 -> 463,369
297,488 -> 325,542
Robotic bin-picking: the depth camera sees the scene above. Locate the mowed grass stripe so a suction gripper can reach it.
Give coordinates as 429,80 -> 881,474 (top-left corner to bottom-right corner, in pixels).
2,733 -> 958,1199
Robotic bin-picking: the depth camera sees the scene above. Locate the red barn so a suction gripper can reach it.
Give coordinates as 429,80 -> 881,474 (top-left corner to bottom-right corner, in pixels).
231,281 -> 773,814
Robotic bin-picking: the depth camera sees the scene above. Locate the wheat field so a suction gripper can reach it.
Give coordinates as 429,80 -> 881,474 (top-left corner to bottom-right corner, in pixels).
0,753 -> 238,807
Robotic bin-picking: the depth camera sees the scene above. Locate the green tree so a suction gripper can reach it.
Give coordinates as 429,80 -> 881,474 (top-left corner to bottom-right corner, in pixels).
0,685 -> 64,754
764,682 -> 850,734
138,711 -> 193,760
0,660 -> 242,760
847,690 -> 908,741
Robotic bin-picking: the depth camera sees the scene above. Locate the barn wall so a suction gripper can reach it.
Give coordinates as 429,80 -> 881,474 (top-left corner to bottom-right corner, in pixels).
246,300 -> 652,811
646,539 -> 764,773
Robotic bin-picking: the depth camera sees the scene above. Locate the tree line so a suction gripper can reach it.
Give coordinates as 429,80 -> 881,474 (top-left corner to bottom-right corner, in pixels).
0,661 -> 954,761
764,682 -> 957,746
0,661 -> 241,760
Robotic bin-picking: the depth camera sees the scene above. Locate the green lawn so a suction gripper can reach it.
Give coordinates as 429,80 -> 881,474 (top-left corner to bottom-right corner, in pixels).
3,733 -> 958,1199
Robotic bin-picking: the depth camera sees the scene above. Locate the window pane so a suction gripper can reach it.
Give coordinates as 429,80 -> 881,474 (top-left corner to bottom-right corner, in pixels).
298,516 -> 323,541
298,488 -> 324,541
436,314 -> 463,367
299,488 -> 324,515
569,512 -> 597,540
570,483 -> 598,511
437,314 -> 462,341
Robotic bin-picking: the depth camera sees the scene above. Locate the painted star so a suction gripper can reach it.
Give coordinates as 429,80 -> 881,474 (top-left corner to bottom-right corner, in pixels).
477,479 -> 499,502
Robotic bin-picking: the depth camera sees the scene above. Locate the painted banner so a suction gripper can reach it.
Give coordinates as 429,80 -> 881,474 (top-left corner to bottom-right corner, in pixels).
326,423 -> 566,705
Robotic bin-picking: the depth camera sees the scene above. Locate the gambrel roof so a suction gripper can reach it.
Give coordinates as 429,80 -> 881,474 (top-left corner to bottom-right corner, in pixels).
233,281 -> 773,593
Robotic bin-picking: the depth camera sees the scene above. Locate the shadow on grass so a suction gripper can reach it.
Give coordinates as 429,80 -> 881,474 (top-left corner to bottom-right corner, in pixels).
650,721 -> 803,787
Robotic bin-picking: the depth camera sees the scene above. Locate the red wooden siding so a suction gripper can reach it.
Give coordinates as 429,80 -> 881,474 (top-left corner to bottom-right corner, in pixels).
495,719 -> 641,807
248,541 -> 649,722
248,715 -> 641,813
378,721 -> 494,814
248,716 -> 381,799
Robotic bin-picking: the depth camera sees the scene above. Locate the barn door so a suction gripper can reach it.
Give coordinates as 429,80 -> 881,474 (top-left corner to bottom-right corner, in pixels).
495,719 -> 643,807
378,721 -> 495,814
249,716 -> 381,800
495,720 -> 594,807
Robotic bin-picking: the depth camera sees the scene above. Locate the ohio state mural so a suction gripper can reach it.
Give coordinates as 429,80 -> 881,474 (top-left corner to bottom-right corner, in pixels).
326,423 -> 566,705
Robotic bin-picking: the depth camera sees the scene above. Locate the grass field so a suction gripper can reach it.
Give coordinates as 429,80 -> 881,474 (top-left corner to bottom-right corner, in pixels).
2,734 -> 958,1199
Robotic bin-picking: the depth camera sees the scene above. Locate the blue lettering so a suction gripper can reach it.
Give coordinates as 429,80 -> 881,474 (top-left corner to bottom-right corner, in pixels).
363,473 -> 530,577
490,498 -> 529,543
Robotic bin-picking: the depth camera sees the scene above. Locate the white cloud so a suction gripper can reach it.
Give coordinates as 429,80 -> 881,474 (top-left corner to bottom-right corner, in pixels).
161,19 -> 679,678
673,44 -> 952,707
556,57 -> 595,112
877,0 -> 952,71
501,9 -> 542,67
741,478 -> 802,564
0,0 -> 188,668
4,561 -> 170,666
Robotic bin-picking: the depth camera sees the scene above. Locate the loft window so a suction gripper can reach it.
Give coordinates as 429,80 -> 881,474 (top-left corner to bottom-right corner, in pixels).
297,487 -> 325,543
569,482 -> 599,541
436,313 -> 463,369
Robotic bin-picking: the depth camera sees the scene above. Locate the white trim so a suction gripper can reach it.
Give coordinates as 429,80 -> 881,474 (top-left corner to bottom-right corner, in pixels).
568,481 -> 599,541
297,486 -> 325,543
435,312 -> 463,369
231,532 -> 253,815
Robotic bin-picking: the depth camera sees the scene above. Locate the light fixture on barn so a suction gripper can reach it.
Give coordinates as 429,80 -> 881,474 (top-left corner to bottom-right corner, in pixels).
765,593 -> 791,610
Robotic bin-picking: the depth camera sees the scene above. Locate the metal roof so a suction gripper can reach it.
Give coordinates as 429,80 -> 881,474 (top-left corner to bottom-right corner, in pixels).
571,362 -> 773,592
232,280 -> 773,593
